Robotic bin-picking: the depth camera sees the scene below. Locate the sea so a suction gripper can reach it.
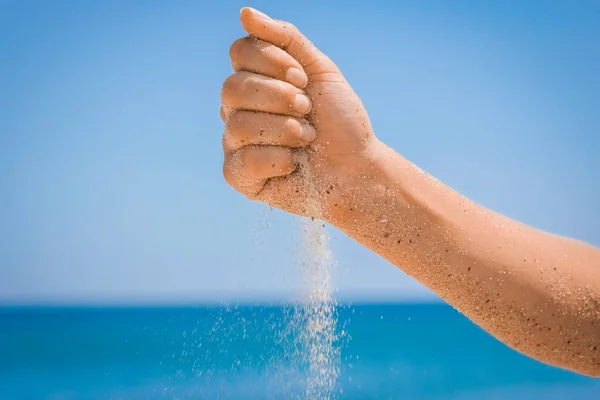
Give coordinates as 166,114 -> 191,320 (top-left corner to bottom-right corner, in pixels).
1,303 -> 599,400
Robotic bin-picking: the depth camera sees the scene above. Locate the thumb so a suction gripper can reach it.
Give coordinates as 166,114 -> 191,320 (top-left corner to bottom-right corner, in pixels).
239,7 -> 339,77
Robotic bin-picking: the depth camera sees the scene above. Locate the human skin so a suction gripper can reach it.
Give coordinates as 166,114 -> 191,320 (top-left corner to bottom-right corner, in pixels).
221,7 -> 600,376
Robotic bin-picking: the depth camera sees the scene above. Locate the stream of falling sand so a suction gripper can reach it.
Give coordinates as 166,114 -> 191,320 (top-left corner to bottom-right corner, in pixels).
293,156 -> 340,400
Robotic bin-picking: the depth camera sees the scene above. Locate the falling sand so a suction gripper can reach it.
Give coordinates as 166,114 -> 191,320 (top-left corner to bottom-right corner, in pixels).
292,156 -> 340,400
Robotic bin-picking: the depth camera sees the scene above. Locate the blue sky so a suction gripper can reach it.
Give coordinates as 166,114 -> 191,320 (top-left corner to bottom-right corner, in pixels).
0,0 -> 598,304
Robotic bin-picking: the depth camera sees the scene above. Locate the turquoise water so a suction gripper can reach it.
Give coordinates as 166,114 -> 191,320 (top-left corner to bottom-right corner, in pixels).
1,304 -> 598,399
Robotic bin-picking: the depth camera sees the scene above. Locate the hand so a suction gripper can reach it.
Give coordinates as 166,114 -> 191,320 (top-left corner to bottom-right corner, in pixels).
221,7 -> 380,219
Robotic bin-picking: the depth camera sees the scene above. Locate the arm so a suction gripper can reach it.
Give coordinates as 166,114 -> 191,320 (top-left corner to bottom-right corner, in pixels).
327,140 -> 600,376
222,7 -> 600,377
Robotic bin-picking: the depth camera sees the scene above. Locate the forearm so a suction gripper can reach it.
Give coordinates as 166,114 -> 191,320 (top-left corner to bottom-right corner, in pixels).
326,140 -> 600,376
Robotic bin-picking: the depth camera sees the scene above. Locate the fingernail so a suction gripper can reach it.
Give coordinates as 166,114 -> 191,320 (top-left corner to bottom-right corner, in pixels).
246,7 -> 272,21
286,68 -> 308,89
300,124 -> 316,141
294,94 -> 311,114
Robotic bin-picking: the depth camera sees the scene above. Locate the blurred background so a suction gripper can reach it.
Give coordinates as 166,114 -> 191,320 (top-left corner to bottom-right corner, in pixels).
1,0 -> 599,399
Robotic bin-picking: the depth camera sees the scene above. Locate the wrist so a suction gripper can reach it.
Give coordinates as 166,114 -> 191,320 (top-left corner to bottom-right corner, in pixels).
323,139 -> 412,228
324,139 -> 464,255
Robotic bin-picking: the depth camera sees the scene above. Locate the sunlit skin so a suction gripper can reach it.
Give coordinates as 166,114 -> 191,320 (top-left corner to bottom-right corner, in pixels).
220,7 -> 600,376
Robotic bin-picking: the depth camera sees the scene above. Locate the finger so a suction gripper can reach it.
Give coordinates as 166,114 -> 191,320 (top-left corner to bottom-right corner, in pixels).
239,7 -> 339,76
223,151 -> 265,198
223,111 -> 316,152
223,146 -> 296,197
221,72 -> 311,117
240,145 -> 296,180
230,36 -> 308,89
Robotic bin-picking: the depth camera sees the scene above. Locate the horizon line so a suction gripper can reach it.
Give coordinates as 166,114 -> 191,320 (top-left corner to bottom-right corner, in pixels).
0,297 -> 443,308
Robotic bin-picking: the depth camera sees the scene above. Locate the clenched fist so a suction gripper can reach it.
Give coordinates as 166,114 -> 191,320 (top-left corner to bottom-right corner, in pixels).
221,7 -> 381,220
